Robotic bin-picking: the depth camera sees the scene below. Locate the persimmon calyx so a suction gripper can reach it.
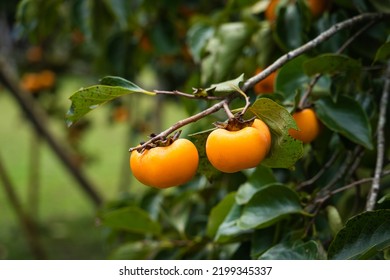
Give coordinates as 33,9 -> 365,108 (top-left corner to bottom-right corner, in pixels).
135,130 -> 182,153
213,116 -> 256,131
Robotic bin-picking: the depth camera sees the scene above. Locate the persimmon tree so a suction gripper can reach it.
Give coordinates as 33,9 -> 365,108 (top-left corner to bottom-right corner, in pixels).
11,0 -> 390,259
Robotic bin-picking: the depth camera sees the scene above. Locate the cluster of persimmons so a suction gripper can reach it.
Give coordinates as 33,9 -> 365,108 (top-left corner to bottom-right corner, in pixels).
130,0 -> 328,189
130,71 -> 321,189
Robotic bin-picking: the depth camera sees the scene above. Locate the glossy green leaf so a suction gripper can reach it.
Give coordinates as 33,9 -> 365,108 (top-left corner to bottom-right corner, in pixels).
328,210 -> 390,259
215,203 -> 250,243
207,74 -> 245,95
236,166 -> 276,205
206,192 -> 236,238
315,95 -> 373,149
201,22 -> 253,84
275,55 -> 310,101
303,54 -> 361,78
247,98 -> 303,169
238,184 -> 303,230
274,1 -> 309,51
374,42 -> 390,63
259,240 -> 322,260
65,76 -> 154,126
101,206 -> 161,235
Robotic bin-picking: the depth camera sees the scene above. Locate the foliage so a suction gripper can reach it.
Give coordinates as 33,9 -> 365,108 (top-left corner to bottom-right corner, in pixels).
6,0 -> 390,260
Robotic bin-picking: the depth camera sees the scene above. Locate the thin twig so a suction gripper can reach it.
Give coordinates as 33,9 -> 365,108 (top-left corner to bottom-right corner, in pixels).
366,61 -> 390,211
222,101 -> 235,119
154,90 -> 225,100
129,97 -> 233,152
297,152 -> 339,190
130,13 -> 389,152
242,13 -> 389,92
298,20 -> 378,109
317,169 -> 390,206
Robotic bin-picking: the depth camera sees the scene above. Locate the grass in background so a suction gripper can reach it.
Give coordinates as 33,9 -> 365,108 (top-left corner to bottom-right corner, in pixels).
0,74 -> 188,259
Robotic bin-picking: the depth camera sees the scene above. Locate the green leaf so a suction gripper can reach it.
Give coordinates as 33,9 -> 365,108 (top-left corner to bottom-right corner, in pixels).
187,23 -> 214,63
247,98 -> 303,169
206,192 -> 236,238
374,42 -> 390,63
303,54 -> 362,78
378,193 -> 390,204
101,206 -> 161,235
315,95 -> 373,150
326,205 -> 343,236
207,74 -> 245,95
274,1 -> 309,51
102,0 -> 129,30
238,184 -> 303,230
236,166 -> 276,205
328,210 -> 390,259
215,203 -> 250,243
275,55 -> 310,101
201,22 -> 253,84
370,0 -> 390,12
65,77 -> 154,126
109,241 -> 159,260
259,240 -> 322,260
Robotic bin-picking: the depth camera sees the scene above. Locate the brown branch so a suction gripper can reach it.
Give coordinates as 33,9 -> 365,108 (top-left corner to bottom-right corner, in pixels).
316,169 -> 390,206
366,61 -> 390,211
297,152 -> 339,190
222,101 -> 235,119
242,13 -> 389,92
129,97 -> 233,152
0,57 -> 103,207
0,153 -> 47,259
154,89 -> 225,100
130,13 -> 390,153
298,19 -> 378,109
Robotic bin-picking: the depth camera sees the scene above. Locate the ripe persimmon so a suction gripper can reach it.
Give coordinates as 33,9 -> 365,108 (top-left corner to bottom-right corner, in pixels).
306,0 -> 331,18
38,70 -> 56,90
265,0 -> 280,22
206,119 -> 270,173
254,68 -> 277,94
265,0 -> 330,22
288,108 -> 320,143
20,73 -> 41,93
130,138 -> 199,188
20,70 -> 56,93
252,118 -> 272,152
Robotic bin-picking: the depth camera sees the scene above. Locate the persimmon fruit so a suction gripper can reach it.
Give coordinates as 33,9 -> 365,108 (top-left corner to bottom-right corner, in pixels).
288,108 -> 320,143
254,68 -> 277,94
206,119 -> 271,173
265,0 -> 330,22
130,138 -> 199,188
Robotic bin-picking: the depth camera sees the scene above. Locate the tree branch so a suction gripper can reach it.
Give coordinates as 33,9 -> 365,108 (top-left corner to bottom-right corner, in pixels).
130,13 -> 390,153
315,169 -> 390,206
298,19 -> 377,109
154,89 -> 225,100
242,13 -> 389,92
129,97 -> 233,152
366,61 -> 390,211
0,153 -> 47,259
0,57 -> 103,207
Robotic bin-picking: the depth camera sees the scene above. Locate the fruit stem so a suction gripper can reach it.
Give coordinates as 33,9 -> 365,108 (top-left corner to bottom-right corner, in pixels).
222,101 -> 235,119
